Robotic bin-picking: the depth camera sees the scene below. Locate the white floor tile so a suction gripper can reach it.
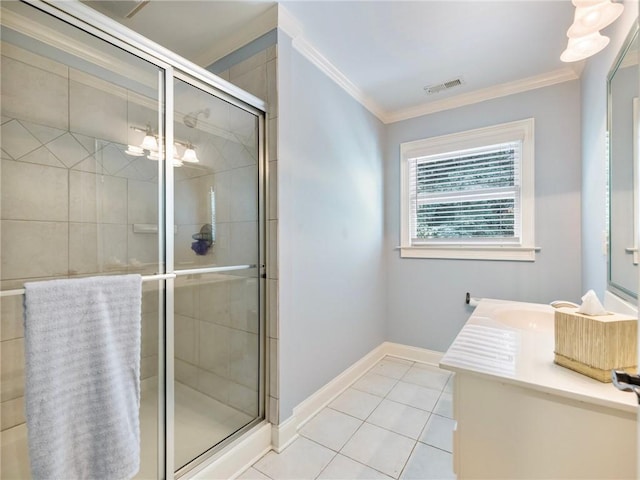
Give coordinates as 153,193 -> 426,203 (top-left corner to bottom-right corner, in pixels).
369,357 -> 413,379
341,422 -> 415,478
352,372 -> 398,397
253,437 -> 335,480
237,467 -> 272,479
367,399 -> 430,439
419,414 -> 455,453
401,364 -> 451,391
299,408 -> 362,451
318,454 -> 393,479
386,380 -> 441,412
400,443 -> 455,480
434,392 -> 453,418
329,387 -> 383,420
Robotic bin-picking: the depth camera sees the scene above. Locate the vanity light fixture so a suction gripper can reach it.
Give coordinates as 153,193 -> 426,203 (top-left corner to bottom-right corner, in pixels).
568,0 -> 624,38
181,144 -> 199,163
126,124 -> 201,168
140,125 -> 158,151
125,145 -> 144,156
561,0 -> 623,62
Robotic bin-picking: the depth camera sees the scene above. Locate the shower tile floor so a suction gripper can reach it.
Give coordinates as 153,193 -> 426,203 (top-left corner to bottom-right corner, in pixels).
137,381 -> 253,479
1,381 -> 251,480
240,357 -> 456,480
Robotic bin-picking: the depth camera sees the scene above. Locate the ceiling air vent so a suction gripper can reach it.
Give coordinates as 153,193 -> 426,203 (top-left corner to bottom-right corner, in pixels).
424,77 -> 464,95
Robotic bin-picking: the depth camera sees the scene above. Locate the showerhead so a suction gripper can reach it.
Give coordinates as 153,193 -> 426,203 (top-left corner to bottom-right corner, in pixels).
183,108 -> 210,128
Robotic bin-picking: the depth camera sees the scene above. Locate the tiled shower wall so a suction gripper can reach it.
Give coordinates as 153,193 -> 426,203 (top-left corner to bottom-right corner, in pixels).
0,39 -> 265,432
214,41 -> 280,424
0,43 -> 162,433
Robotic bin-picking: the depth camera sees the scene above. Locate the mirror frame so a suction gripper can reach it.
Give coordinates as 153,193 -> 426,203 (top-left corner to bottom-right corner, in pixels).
607,22 -> 640,302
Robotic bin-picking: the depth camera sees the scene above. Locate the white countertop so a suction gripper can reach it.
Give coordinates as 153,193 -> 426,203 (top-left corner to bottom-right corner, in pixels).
439,298 -> 638,413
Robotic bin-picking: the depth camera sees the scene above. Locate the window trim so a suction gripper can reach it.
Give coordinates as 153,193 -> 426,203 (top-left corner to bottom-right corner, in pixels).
400,118 -> 536,261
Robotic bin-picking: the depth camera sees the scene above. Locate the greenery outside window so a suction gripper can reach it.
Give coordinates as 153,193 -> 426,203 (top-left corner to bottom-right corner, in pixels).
400,118 -> 535,261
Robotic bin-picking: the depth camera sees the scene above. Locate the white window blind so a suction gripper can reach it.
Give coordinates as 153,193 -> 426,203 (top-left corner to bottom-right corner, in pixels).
399,118 -> 535,261
409,142 -> 522,244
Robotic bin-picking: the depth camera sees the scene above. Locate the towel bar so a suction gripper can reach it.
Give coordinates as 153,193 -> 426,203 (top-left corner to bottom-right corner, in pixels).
0,272 -> 177,298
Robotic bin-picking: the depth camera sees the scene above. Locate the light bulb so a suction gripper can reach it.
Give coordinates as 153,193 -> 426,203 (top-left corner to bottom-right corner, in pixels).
141,134 -> 158,151
561,31 -> 610,62
181,147 -> 199,163
125,145 -> 144,157
567,0 -> 624,38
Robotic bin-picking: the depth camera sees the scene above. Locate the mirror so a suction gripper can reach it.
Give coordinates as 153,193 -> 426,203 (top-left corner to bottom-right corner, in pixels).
608,25 -> 639,301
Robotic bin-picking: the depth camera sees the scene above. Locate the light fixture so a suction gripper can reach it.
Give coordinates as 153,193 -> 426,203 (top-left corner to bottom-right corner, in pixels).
140,132 -> 158,151
125,145 -> 144,156
561,31 -> 610,62
568,0 -> 624,37
126,124 -> 200,168
181,144 -> 199,163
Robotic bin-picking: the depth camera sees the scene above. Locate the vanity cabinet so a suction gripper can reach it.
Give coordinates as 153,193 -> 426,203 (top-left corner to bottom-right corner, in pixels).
441,299 -> 636,479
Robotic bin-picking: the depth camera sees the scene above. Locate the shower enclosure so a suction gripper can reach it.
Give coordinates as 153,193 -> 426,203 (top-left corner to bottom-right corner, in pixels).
0,1 -> 266,478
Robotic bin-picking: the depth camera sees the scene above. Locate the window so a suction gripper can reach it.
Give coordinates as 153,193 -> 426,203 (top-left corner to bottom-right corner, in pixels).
400,118 -> 535,261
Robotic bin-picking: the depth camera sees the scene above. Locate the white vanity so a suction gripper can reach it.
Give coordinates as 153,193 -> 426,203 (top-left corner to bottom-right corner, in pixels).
440,299 -> 637,479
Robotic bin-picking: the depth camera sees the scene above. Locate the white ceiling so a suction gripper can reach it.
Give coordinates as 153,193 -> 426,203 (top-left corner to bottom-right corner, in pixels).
84,0 -> 586,120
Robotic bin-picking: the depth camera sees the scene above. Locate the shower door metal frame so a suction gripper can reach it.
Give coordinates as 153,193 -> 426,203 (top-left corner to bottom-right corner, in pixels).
15,2 -> 269,478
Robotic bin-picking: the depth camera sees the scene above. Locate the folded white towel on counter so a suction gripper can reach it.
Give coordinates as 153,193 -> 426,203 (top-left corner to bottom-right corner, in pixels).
23,275 -> 142,480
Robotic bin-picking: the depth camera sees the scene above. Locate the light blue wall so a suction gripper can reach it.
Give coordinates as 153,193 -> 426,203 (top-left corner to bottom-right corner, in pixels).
385,82 -> 583,352
277,32 -> 387,418
581,5 -> 638,297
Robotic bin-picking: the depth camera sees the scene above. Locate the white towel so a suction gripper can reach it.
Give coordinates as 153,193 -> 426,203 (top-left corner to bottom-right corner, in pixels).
23,275 -> 142,480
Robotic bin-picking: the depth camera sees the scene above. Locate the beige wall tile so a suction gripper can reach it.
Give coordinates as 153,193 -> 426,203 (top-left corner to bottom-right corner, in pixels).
0,294 -> 24,341
175,283 -> 198,318
1,221 -> 68,280
69,76 -> 128,145
69,171 -> 127,224
229,221 -> 259,266
198,321 -> 229,377
231,165 -> 258,222
128,179 -> 158,224
230,50 -> 267,79
197,369 -> 230,404
228,329 -> 259,388
1,396 -> 25,431
1,338 -> 24,401
1,120 -> 41,160
127,229 -> 159,268
1,160 -> 68,222
268,279 -> 278,340
45,133 -> 91,169
198,279 -> 230,326
1,56 -> 69,130
228,381 -> 258,417
174,314 -> 198,365
175,359 -> 198,390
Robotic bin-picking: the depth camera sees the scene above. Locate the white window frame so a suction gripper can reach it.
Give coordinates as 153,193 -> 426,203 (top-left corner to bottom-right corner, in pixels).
400,118 -> 535,261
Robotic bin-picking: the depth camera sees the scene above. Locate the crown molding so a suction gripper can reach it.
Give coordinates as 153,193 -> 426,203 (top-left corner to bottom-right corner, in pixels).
277,4 -> 387,121
274,5 -> 580,125
385,67 -> 580,124
193,4 -> 278,68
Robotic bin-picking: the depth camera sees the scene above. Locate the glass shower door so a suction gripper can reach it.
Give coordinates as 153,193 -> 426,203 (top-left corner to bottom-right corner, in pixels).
0,2 -> 166,478
171,77 -> 263,473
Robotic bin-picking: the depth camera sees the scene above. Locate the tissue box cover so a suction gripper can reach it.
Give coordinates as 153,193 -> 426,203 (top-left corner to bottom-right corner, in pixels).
554,307 -> 637,382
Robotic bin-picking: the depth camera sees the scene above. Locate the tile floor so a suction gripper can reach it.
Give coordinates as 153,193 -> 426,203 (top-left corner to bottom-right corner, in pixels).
239,357 -> 456,480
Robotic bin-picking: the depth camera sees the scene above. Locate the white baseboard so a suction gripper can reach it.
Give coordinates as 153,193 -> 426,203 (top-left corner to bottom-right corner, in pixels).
271,341 -> 443,450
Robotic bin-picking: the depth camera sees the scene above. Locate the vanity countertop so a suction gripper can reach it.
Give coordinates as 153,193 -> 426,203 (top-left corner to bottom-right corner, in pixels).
439,298 -> 637,413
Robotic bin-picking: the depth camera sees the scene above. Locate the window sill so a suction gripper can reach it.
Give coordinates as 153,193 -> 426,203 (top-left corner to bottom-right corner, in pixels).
400,245 -> 538,262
